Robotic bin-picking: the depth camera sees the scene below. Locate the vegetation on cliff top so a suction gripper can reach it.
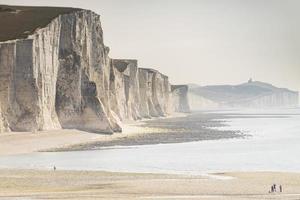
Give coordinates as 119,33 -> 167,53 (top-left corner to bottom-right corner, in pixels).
0,5 -> 80,42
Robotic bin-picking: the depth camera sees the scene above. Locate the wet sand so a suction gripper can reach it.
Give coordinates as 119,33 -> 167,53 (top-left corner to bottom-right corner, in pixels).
53,112 -> 247,151
0,169 -> 299,200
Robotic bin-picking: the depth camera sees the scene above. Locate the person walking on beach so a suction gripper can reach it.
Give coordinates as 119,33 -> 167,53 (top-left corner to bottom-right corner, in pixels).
279,185 -> 282,193
271,185 -> 274,193
53,165 -> 56,171
270,185 -> 272,193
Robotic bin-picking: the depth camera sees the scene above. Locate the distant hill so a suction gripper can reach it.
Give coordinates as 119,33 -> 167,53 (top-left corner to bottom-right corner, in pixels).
189,80 -> 299,109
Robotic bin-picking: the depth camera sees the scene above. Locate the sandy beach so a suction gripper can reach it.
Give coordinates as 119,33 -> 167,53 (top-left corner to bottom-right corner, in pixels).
0,114 -> 181,155
1,111 -> 300,200
0,169 -> 300,200
0,112 -> 243,155
0,1 -> 299,199
52,112 -> 245,152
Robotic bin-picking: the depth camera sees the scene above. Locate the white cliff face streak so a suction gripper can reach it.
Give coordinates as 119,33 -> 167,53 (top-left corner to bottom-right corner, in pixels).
110,59 -> 141,121
171,85 -> 191,113
0,40 -> 45,132
0,6 -> 190,133
138,68 -> 172,118
55,11 -> 115,133
0,42 -> 15,132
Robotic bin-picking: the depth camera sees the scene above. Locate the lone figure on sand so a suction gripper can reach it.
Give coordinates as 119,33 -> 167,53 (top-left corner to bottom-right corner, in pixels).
270,185 -> 274,193
53,166 -> 56,171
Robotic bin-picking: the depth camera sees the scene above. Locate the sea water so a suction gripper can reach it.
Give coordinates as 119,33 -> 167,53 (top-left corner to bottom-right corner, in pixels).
0,108 -> 299,175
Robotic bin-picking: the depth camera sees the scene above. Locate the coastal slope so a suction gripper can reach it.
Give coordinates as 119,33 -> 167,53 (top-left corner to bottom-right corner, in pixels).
189,80 -> 299,109
0,5 -> 190,134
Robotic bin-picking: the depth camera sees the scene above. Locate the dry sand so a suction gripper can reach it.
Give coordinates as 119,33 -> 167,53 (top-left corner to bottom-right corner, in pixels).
0,129 -> 100,156
0,112 -> 242,155
0,169 -> 299,200
0,113 -> 189,155
0,119 -> 170,156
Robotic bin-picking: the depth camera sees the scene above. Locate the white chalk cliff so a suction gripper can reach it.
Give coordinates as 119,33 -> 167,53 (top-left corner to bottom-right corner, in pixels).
0,5 -> 189,133
171,85 -> 190,113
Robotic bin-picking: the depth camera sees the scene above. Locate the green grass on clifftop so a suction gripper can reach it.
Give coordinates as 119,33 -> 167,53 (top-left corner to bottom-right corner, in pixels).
0,5 -> 81,42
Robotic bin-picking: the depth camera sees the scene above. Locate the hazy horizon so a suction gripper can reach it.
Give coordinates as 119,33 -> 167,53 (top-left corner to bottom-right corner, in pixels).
1,0 -> 299,93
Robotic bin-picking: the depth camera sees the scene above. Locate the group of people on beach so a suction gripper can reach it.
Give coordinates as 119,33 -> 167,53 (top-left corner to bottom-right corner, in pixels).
269,184 -> 282,193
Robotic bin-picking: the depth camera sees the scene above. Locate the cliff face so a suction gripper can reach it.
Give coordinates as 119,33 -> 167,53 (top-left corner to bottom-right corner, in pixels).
55,11 -> 121,133
138,68 -> 172,118
152,71 -> 172,116
0,10 -> 115,133
109,64 -> 173,120
171,85 -> 190,113
110,59 -> 141,121
0,6 -> 184,134
239,91 -> 299,108
0,107 -> 9,132
0,39 -> 60,132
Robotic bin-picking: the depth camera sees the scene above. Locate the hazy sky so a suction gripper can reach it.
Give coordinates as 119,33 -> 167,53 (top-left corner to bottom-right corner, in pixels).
1,0 -> 300,91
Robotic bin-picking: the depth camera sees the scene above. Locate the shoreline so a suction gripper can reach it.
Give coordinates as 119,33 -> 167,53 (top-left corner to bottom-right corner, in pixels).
0,169 -> 299,199
50,112 -> 245,152
0,113 -> 187,156
1,110 -> 290,155
1,110 -> 300,199
0,112 -> 245,155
